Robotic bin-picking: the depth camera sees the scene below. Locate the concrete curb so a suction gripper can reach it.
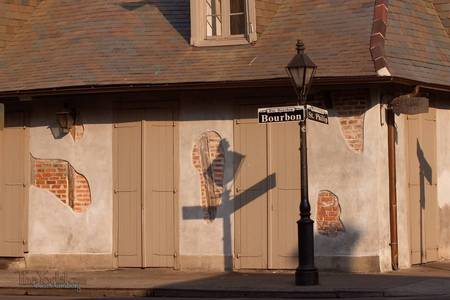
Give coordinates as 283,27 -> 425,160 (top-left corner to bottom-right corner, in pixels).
0,286 -> 448,298
0,287 -> 151,297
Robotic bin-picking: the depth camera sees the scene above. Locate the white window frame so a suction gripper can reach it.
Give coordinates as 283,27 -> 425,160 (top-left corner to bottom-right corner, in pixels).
190,0 -> 257,47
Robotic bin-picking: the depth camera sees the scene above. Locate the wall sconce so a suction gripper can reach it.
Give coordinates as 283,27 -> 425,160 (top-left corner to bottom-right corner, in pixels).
56,109 -> 76,134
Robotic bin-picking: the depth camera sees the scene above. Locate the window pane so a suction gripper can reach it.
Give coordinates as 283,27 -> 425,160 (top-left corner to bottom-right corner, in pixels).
230,14 -> 245,35
206,0 -> 222,37
230,0 -> 245,14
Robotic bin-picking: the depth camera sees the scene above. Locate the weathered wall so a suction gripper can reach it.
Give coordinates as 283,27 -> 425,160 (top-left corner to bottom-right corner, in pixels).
394,112 -> 411,269
437,103 -> 450,259
28,100 -> 113,255
308,89 -> 390,272
178,89 -> 390,272
22,88 -> 394,272
178,95 -> 235,269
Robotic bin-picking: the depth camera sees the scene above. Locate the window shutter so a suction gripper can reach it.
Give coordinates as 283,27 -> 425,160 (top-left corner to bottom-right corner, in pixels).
246,0 -> 257,42
190,0 -> 203,45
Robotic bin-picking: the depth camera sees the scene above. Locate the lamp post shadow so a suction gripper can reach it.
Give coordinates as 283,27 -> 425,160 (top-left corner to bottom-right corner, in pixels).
182,138 -> 276,270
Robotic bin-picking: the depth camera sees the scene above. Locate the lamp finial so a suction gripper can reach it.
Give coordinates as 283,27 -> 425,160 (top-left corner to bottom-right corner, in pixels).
296,40 -> 305,54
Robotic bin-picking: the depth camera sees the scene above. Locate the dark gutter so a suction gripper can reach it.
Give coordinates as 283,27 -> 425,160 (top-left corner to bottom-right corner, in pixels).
387,107 -> 399,271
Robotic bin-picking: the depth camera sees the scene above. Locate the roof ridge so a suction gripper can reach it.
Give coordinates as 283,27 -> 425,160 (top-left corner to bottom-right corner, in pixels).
430,0 -> 450,39
369,0 -> 391,77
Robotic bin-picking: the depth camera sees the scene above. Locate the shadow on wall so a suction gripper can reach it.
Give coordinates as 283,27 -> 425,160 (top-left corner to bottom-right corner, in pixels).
183,137 -> 276,270
183,137 -> 363,272
117,0 -> 190,43
416,140 -> 433,264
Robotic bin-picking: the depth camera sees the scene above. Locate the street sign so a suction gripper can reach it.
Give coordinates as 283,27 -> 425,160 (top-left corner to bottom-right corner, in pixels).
258,105 -> 305,123
391,95 -> 429,115
306,105 -> 328,124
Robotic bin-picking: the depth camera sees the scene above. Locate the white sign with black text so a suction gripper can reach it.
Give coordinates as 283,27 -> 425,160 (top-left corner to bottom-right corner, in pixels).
258,105 -> 328,125
258,105 -> 305,124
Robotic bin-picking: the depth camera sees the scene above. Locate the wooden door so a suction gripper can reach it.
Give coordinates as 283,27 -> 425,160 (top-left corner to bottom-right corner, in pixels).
234,105 -> 268,269
143,108 -> 176,267
407,108 -> 438,264
114,109 -> 143,267
0,111 -> 27,257
269,121 -> 300,269
234,104 -> 301,269
114,105 -> 177,268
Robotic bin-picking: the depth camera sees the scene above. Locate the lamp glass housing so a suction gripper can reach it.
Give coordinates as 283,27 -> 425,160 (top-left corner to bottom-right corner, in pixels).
286,40 -> 317,100
56,110 -> 75,133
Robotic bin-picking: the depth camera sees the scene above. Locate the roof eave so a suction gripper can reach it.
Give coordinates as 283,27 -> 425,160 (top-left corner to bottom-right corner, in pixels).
0,75 -> 448,100
0,76 -> 394,99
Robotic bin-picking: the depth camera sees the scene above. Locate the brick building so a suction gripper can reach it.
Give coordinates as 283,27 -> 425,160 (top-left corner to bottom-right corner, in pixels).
0,0 -> 449,272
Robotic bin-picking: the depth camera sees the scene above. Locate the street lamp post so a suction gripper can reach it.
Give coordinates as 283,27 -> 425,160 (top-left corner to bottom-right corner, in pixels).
286,40 -> 319,286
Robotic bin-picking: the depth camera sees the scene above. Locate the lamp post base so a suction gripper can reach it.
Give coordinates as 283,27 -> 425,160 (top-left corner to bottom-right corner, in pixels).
295,268 -> 319,285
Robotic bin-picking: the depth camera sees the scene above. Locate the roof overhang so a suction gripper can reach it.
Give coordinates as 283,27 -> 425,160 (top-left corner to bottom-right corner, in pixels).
0,76 -> 448,100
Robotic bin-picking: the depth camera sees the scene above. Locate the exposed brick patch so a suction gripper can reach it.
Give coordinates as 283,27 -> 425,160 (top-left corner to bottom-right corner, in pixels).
192,131 -> 225,222
370,0 -> 390,76
316,190 -> 344,237
333,91 -> 368,153
31,156 -> 91,213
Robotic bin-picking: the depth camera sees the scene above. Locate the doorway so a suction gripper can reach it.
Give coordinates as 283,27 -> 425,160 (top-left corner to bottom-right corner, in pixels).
234,104 -> 300,269
113,103 -> 178,268
406,107 -> 439,264
0,110 -> 28,257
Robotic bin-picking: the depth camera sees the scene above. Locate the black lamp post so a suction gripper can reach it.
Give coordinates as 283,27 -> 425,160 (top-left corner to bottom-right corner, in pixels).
286,40 -> 319,286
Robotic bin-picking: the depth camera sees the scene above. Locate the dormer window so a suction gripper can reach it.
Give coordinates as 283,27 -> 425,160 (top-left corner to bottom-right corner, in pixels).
191,0 -> 257,46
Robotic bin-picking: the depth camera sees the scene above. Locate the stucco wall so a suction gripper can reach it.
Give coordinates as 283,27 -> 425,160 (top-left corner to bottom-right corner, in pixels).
28,100 -> 113,254
178,96 -> 235,264
23,90 -> 393,272
437,104 -> 450,259
309,90 -> 389,271
178,90 -> 389,271
395,113 -> 411,269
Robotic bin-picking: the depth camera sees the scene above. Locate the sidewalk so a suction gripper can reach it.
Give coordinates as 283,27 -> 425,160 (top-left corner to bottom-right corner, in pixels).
0,261 -> 449,298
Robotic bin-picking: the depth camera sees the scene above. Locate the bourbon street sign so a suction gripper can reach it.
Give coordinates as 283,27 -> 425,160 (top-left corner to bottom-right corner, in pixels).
258,105 -> 305,123
258,105 -> 328,125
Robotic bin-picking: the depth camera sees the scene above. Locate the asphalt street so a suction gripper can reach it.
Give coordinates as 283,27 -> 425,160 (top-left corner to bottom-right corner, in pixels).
1,296 -> 450,300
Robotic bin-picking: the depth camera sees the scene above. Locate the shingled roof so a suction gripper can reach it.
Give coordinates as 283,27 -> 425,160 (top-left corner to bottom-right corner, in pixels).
384,0 -> 450,87
0,0 -> 448,93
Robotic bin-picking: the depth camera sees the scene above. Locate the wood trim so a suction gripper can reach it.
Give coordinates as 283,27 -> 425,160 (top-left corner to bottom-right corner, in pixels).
193,37 -> 250,47
173,100 -> 181,270
266,118 -> 273,269
22,110 -> 30,254
232,102 -> 240,270
112,109 -> 119,267
141,118 -> 146,267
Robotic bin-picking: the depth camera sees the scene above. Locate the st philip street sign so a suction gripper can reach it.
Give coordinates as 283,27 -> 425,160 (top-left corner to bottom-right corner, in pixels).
258,105 -> 305,123
306,105 -> 328,124
258,105 -> 328,125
